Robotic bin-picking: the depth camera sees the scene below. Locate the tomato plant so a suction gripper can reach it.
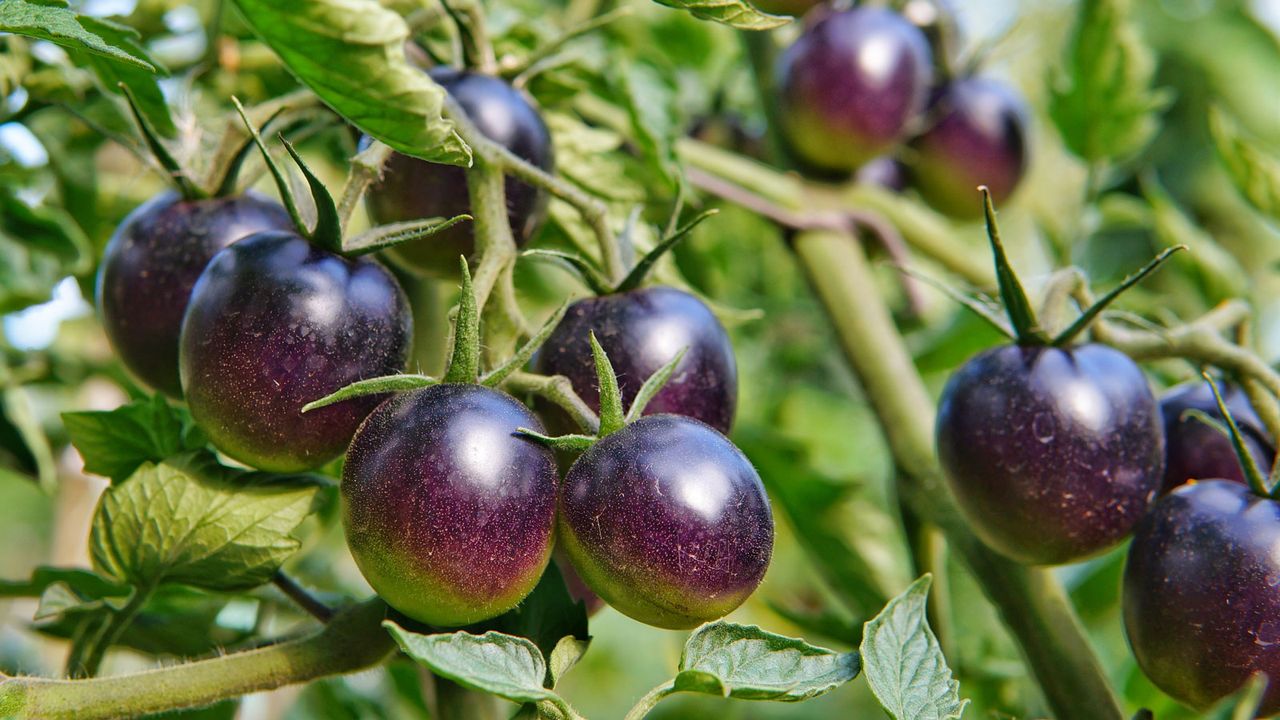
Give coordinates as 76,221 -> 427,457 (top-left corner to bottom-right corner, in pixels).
4,0 -> 1280,718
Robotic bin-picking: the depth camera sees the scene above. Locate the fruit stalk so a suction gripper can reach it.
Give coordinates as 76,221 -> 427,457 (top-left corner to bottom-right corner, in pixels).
0,599 -> 395,720
792,229 -> 1123,720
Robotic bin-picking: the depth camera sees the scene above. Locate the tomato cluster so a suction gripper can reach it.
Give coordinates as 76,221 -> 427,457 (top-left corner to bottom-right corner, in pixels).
96,68 -> 772,634
773,2 -> 1028,218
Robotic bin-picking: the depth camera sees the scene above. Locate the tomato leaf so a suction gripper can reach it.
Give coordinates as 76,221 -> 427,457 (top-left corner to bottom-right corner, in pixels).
471,562 -> 590,687
90,452 -> 323,591
232,0 -> 471,166
1048,0 -> 1169,163
674,621 -> 860,701
384,623 -> 561,704
62,395 -> 205,484
860,575 -> 967,720
650,0 -> 790,30
0,0 -> 158,72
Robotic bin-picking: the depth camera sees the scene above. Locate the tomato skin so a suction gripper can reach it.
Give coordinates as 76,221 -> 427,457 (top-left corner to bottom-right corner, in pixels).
558,415 -> 773,629
98,190 -> 292,396
534,287 -> 738,434
365,69 -> 553,276
909,77 -> 1029,219
342,384 -> 558,627
936,343 -> 1163,565
1124,480 -> 1280,714
774,7 -> 933,175
1159,382 -> 1275,493
180,231 -> 411,472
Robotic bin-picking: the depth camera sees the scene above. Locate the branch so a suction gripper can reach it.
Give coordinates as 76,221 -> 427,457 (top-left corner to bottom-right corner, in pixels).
443,96 -> 624,282
502,371 -> 600,435
272,571 -> 335,623
0,599 -> 394,720
337,140 -> 392,234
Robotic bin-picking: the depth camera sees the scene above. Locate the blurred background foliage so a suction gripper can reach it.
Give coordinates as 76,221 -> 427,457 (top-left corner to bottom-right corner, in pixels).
2,0 -> 1280,717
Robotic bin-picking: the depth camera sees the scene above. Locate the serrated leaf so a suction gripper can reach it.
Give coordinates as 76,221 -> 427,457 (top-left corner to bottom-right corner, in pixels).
1209,106 -> 1280,222
675,622 -> 859,702
1048,0 -> 1168,163
0,0 -> 157,71
473,562 -> 590,687
384,623 -> 558,704
62,395 -> 204,483
651,0 -> 790,30
233,0 -> 470,166
73,17 -> 175,138
861,575 -> 967,720
89,453 -> 322,591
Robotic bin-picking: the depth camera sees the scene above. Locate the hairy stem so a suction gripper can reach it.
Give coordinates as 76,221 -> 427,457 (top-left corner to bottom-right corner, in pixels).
502,371 -> 601,434
793,230 -> 1124,720
1,599 -> 395,720
621,680 -> 676,720
336,140 -> 392,234
76,585 -> 154,679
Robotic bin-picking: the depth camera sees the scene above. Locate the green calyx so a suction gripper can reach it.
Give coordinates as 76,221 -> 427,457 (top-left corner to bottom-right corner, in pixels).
1199,371 -> 1276,498
523,196 -> 718,297
301,258 -> 569,411
977,187 -> 1182,348
231,97 -> 469,257
517,332 -> 687,452
118,83 -> 205,201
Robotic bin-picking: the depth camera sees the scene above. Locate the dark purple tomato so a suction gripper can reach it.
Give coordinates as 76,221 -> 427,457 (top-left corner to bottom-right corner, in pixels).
936,343 -> 1163,565
1160,382 -> 1275,494
365,69 -> 553,276
855,156 -> 909,192
1124,480 -> 1280,714
751,0 -> 823,16
342,384 -> 558,627
908,77 -> 1029,219
532,287 -> 737,434
774,7 -> 933,175
180,232 -> 411,473
559,415 -> 773,629
97,190 -> 292,396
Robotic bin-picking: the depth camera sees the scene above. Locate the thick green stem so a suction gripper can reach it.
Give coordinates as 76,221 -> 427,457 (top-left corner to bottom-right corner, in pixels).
792,230 -> 1124,720
0,599 -> 395,720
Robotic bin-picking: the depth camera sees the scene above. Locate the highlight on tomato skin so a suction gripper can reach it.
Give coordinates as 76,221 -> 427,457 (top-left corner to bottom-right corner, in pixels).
363,69 -> 554,277
179,231 -> 413,473
774,6 -> 935,176
935,342 -> 1164,565
341,383 -> 559,628
534,286 -> 739,434
97,190 -> 293,397
1124,479 -> 1280,715
557,414 -> 774,630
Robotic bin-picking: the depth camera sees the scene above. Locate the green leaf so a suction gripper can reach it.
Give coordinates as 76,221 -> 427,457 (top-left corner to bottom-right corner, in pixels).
613,63 -> 679,187
302,374 -> 438,413
474,562 -> 590,687
1,383 -> 58,492
860,575 -> 967,720
0,566 -> 129,601
74,16 -> 175,138
1048,0 -> 1168,163
89,453 -> 323,591
0,188 -> 92,270
1209,106 -> 1280,222
232,0 -> 471,166
651,0 -> 790,30
62,395 -> 204,484
384,623 -> 559,704
548,636 -> 590,689
675,621 -> 861,701
0,0 -> 158,71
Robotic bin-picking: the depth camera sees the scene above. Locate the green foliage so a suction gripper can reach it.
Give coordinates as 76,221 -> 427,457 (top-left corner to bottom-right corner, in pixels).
62,395 -> 205,483
1209,107 -> 1280,223
90,453 -> 323,591
650,0 -> 790,30
861,576 -> 967,720
384,624 -> 567,704
0,0 -> 158,72
675,621 -> 860,701
231,0 -> 471,165
1049,0 -> 1168,164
